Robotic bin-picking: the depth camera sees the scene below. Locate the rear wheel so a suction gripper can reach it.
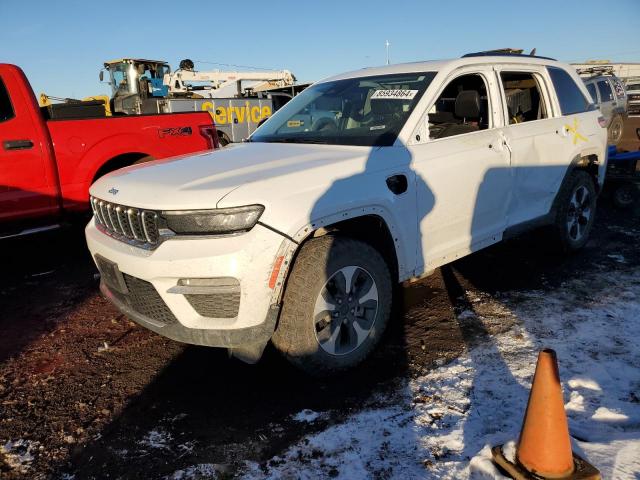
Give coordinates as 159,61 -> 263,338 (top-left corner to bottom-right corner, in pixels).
271,236 -> 392,376
607,114 -> 624,145
553,170 -> 597,251
217,132 -> 230,147
612,183 -> 637,209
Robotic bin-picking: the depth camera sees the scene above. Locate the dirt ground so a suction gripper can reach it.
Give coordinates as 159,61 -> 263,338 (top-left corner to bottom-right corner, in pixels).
0,195 -> 639,479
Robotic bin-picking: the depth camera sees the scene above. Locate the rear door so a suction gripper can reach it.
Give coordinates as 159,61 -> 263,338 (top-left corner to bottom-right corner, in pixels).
495,65 -> 565,226
0,68 -> 58,221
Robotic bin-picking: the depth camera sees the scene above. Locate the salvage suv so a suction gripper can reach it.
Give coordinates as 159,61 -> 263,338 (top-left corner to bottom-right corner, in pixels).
86,52 -> 607,374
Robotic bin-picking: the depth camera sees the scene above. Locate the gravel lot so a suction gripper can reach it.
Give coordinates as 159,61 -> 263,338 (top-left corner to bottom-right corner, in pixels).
1,185 -> 639,478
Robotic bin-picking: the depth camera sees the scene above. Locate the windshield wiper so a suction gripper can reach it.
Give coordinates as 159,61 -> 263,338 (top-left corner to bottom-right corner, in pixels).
263,137 -> 329,144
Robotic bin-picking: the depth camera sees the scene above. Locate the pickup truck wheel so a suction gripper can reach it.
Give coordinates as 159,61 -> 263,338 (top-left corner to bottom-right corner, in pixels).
271,236 -> 392,376
217,132 -> 230,147
607,114 -> 624,145
553,170 -> 597,251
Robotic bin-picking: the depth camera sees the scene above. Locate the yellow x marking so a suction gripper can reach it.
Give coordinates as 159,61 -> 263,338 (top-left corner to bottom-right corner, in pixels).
564,118 -> 588,145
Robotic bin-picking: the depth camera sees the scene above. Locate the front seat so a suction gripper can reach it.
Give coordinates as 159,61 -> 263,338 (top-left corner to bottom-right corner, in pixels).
436,90 -> 481,138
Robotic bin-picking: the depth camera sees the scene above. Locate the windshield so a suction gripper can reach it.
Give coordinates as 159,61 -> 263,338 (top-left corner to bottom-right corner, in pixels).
251,72 -> 436,146
109,63 -> 134,96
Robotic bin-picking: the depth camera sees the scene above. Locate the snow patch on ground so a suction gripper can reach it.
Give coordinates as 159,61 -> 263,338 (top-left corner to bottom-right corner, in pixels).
164,463 -> 226,479
138,428 -> 173,451
292,409 -> 323,423
241,268 -> 640,479
0,439 -> 39,474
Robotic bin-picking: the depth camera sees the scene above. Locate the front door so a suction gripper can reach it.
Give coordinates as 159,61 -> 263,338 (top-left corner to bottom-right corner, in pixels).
407,68 -> 511,274
0,72 -> 57,222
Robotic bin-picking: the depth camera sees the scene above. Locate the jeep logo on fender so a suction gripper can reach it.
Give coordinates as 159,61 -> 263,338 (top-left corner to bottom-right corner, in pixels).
158,126 -> 192,138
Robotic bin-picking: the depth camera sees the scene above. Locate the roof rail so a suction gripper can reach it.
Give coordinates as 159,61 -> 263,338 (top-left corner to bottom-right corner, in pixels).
462,50 -> 557,61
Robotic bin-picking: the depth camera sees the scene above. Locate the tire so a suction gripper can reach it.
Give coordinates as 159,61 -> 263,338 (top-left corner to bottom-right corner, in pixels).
271,235 -> 392,376
612,183 -> 637,209
607,114 -> 624,145
217,132 -> 230,147
553,170 -> 597,251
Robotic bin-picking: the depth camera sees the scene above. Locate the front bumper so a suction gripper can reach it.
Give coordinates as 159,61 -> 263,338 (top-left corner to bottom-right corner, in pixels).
100,280 -> 280,348
86,218 -> 290,349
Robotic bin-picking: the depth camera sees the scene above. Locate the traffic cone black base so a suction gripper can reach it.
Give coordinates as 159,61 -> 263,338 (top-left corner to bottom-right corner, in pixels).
492,445 -> 601,480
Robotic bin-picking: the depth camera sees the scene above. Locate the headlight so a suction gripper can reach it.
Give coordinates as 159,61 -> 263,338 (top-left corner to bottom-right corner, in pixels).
163,205 -> 265,235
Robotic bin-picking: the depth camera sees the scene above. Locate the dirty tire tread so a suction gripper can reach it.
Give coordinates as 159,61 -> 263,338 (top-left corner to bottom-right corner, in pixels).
553,170 -> 597,252
271,236 -> 392,376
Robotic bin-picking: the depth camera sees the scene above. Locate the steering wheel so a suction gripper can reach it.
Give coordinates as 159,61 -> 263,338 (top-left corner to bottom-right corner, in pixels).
312,118 -> 337,132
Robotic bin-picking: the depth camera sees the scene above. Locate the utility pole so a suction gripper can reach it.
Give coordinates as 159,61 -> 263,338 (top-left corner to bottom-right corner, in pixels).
385,40 -> 391,65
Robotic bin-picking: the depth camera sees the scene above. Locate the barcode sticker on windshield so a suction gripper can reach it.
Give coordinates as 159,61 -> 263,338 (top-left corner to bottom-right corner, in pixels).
371,89 -> 418,100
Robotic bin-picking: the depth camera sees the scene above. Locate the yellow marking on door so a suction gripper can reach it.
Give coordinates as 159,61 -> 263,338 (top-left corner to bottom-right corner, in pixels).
565,118 -> 588,145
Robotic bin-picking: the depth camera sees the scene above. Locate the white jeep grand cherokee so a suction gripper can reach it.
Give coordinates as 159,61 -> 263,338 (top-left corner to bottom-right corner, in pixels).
86,53 -> 607,374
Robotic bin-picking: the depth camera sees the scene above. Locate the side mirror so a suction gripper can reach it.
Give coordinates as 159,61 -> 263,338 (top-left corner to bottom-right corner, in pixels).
99,70 -> 104,82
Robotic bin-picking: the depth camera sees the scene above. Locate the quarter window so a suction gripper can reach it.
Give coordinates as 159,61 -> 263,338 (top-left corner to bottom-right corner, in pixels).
596,80 -> 614,102
499,72 -> 548,124
0,78 -> 14,122
547,66 -> 591,115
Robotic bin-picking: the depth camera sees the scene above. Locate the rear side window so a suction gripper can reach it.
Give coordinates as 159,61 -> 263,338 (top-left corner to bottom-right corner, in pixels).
499,71 -> 548,124
597,80 -> 614,102
0,78 -> 15,122
547,67 -> 591,115
586,83 -> 597,102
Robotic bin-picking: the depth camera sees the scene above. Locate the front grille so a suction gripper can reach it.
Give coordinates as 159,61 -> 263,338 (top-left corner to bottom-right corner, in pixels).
109,274 -> 178,325
91,197 -> 160,247
185,292 -> 240,318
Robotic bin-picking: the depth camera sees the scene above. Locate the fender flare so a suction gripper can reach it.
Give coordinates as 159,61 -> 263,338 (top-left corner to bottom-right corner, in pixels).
267,205 -> 409,306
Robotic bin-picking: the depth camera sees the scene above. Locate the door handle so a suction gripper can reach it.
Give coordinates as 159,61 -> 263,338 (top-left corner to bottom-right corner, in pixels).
3,139 -> 34,150
386,174 -> 408,195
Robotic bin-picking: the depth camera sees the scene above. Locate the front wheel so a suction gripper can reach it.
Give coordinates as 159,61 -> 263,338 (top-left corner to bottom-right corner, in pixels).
271,236 -> 392,376
553,170 -> 597,251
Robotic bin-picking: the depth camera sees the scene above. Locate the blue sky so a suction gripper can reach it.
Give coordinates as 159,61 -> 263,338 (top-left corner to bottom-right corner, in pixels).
2,0 -> 639,99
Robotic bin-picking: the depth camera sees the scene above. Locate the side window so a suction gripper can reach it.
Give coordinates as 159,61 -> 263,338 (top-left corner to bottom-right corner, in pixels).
0,78 -> 15,122
499,71 -> 549,124
428,73 -> 490,139
597,80 -> 614,102
547,66 -> 591,115
586,83 -> 598,103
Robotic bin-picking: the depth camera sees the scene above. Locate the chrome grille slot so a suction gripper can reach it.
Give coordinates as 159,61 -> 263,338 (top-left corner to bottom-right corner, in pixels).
90,196 -> 160,249
129,209 -> 145,241
116,206 -> 132,237
99,201 -> 111,230
142,211 -> 159,243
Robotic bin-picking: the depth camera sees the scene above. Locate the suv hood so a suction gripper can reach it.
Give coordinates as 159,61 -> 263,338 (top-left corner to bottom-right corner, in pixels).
90,143 -> 375,211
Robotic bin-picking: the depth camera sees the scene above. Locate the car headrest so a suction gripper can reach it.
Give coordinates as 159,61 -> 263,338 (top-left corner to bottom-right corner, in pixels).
455,90 -> 480,119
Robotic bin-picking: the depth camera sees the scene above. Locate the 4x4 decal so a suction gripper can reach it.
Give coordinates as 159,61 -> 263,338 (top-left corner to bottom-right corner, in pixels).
158,126 -> 192,138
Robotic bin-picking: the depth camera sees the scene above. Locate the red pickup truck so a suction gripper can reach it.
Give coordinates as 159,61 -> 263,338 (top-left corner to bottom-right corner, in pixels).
0,63 -> 217,238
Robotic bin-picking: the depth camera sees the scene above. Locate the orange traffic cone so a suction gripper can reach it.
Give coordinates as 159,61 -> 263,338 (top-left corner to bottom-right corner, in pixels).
491,349 -> 601,480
